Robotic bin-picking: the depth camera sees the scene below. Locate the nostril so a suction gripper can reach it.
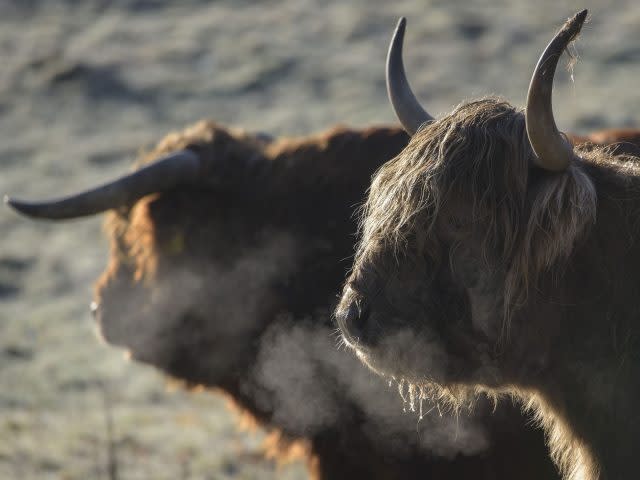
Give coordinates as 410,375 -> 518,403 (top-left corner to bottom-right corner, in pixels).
340,301 -> 371,341
90,301 -> 99,319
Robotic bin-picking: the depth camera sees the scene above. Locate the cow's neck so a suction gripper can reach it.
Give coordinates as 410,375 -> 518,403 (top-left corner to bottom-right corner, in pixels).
539,354 -> 640,480
530,196 -> 640,480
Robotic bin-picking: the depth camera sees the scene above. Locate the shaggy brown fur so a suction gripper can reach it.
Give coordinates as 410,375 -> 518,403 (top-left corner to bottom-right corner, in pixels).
337,97 -> 640,480
358,99 -> 597,320
570,128 -> 640,157
92,119 -> 561,479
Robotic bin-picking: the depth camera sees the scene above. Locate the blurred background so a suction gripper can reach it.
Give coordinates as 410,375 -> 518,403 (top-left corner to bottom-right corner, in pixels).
1,0 -> 638,478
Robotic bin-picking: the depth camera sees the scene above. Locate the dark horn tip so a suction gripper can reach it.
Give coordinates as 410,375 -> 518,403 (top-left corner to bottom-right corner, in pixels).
4,195 -> 19,210
564,9 -> 588,38
5,196 -> 59,220
392,18 -> 406,44
4,197 -> 37,217
575,8 -> 588,22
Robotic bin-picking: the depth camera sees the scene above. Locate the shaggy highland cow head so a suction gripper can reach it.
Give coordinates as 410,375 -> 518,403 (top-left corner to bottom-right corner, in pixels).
5,121 -> 408,389
84,125 -> 407,387
7,121 -> 302,383
337,12 -> 599,389
88,124 -> 300,383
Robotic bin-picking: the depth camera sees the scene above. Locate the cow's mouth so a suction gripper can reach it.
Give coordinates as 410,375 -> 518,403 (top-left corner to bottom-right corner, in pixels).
339,298 -> 497,390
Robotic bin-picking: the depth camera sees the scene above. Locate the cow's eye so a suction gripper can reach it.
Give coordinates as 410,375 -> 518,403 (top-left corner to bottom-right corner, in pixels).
449,216 -> 464,230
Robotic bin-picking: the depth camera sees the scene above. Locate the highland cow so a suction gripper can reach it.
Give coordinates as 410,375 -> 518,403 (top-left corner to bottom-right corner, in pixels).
6,121 -> 562,478
337,11 -> 639,480
7,29 -> 639,476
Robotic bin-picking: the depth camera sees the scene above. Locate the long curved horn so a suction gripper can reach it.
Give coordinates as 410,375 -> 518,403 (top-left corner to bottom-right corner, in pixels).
386,17 -> 434,135
5,149 -> 201,220
526,10 -> 588,172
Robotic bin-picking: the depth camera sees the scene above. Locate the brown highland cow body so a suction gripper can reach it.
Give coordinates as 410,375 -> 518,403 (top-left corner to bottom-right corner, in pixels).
337,12 -> 640,480
93,120 -> 640,479
8,111 -> 640,479
91,120 -> 558,479
8,117 -> 640,479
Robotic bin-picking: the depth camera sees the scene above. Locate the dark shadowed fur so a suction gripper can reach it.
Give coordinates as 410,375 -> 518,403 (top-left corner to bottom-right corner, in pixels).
338,97 -> 640,480
93,119 -> 561,479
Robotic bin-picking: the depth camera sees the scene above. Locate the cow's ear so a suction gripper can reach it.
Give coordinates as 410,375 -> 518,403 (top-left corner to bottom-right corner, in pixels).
516,166 -> 596,283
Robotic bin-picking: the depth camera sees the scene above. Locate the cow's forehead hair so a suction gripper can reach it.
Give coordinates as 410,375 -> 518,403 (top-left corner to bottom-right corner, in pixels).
354,96 -> 599,325
358,97 -> 530,249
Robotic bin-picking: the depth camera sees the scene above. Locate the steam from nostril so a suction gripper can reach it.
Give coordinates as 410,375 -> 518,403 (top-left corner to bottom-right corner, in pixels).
100,231 -> 492,460
250,319 -> 489,455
